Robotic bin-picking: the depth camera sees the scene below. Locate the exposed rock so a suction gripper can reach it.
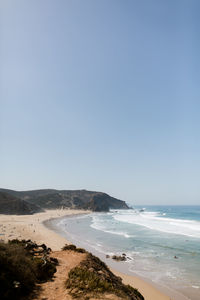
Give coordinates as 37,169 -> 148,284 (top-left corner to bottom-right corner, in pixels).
112,255 -> 127,261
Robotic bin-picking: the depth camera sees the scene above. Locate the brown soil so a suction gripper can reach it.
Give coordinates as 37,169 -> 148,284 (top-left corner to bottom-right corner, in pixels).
34,251 -> 134,300
34,250 -> 86,300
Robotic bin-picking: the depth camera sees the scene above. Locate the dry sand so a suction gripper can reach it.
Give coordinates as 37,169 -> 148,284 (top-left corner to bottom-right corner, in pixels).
0,209 -> 90,250
0,209 -> 178,300
34,250 -> 87,300
112,270 -> 172,300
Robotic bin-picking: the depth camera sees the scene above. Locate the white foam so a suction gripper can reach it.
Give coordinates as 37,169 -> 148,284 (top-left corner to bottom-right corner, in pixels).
91,223 -> 132,238
113,211 -> 200,238
90,215 -> 132,238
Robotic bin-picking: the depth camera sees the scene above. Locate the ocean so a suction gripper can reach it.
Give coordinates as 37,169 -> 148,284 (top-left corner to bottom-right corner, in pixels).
51,206 -> 200,300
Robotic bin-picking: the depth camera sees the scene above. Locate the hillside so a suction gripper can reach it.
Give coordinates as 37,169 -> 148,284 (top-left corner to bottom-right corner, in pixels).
0,189 -> 129,212
0,191 -> 42,215
0,239 -> 144,300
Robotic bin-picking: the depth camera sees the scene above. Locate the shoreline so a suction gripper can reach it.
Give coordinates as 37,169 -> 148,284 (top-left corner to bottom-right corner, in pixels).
45,211 -> 191,300
112,269 -> 189,300
0,209 -> 90,250
0,209 -> 188,300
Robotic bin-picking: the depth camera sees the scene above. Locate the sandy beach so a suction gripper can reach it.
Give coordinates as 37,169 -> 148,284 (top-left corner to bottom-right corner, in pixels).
0,209 -> 178,300
0,209 -> 90,250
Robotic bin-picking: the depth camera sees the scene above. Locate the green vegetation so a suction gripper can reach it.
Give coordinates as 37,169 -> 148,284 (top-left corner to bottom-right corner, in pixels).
66,252 -> 144,300
0,191 -> 41,215
0,239 -> 57,300
0,188 -> 129,212
62,243 -> 86,253
0,239 -> 144,300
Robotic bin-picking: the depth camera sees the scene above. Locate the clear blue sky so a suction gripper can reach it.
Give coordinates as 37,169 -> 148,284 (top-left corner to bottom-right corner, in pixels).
1,0 -> 200,204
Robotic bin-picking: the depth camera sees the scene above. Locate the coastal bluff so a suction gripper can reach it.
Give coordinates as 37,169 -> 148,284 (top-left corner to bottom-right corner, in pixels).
0,188 -> 129,213
0,239 -> 144,300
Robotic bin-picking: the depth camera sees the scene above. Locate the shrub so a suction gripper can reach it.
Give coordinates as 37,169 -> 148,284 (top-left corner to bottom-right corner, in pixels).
0,240 -> 57,300
62,244 -> 86,253
62,244 -> 77,251
33,257 -> 56,282
0,242 -> 37,299
66,253 -> 144,300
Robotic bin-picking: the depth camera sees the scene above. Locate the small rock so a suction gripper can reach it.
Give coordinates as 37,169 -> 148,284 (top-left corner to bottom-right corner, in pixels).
112,255 -> 127,261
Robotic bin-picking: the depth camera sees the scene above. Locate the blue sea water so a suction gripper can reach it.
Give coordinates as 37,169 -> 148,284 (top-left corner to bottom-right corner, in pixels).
53,206 -> 200,300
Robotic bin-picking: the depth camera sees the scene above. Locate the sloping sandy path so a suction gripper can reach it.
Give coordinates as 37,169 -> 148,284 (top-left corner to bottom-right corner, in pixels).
34,251 -> 129,300
35,250 -> 86,300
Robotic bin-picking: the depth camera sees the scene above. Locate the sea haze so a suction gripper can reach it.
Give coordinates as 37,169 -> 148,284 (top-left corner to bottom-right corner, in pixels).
53,206 -> 200,300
